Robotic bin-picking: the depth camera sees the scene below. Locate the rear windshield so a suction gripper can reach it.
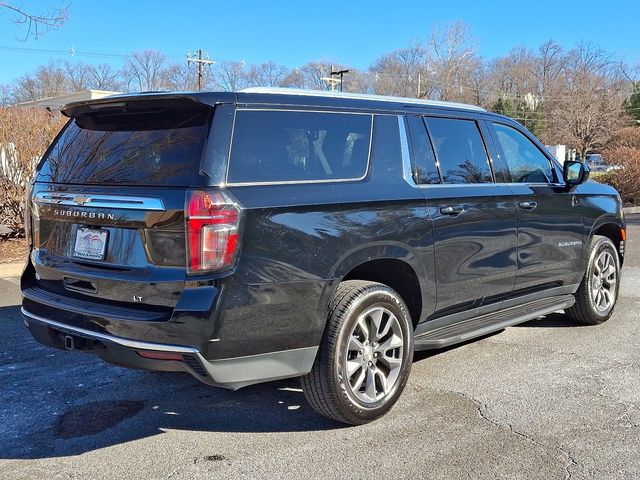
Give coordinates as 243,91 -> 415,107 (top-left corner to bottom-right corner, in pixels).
227,110 -> 372,184
36,105 -> 211,186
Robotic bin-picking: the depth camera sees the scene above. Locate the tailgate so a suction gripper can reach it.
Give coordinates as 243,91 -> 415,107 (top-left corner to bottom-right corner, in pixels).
28,184 -> 188,310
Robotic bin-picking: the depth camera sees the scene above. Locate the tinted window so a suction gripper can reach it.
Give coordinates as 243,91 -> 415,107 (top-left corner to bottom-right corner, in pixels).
37,106 -> 210,186
492,123 -> 554,183
370,115 -> 402,178
406,115 -> 440,184
228,110 -> 371,184
425,117 -> 492,184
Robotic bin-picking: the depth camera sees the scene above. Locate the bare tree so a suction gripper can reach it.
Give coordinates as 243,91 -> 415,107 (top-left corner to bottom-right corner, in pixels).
0,84 -> 11,106
12,61 -> 69,102
545,43 -> 628,158
487,47 -> 541,132
288,62 -> 337,91
466,60 -> 491,107
213,60 -> 248,91
490,47 -> 538,98
89,64 -> 123,91
535,40 -> 565,99
245,61 -> 291,87
62,61 -> 94,91
122,50 -> 167,92
0,2 -> 68,40
428,21 -> 477,101
341,68 -> 371,94
162,62 -> 199,91
370,44 -> 429,97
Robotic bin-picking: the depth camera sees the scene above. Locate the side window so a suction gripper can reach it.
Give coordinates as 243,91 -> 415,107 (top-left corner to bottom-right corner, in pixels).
406,115 -> 440,184
227,110 -> 372,184
492,123 -> 555,183
371,115 -> 402,176
424,117 -> 493,184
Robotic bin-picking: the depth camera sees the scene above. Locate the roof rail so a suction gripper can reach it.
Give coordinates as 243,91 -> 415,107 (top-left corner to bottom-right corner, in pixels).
238,87 -> 485,112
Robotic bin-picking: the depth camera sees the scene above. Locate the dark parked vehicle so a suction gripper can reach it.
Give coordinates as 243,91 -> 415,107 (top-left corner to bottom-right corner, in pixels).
22,88 -> 626,424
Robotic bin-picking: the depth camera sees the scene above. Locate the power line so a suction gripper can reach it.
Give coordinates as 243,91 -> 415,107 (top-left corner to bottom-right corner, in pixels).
2,44 -> 637,112
0,44 -> 183,60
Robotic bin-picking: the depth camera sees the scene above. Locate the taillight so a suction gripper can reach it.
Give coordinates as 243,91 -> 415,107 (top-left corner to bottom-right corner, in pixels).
186,190 -> 241,274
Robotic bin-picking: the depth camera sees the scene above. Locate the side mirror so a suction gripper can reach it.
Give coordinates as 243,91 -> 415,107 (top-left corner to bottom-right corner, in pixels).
563,160 -> 590,188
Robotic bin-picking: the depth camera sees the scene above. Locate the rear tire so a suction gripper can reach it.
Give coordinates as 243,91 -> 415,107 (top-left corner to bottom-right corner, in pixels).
301,280 -> 414,425
566,235 -> 620,325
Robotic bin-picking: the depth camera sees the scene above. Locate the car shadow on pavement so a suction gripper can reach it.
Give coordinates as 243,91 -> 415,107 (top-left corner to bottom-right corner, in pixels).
0,305 -> 588,460
512,312 -> 586,328
411,311 -> 584,365
0,304 -> 343,460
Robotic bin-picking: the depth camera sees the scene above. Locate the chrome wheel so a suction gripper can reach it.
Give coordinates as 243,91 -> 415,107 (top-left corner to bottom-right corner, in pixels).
344,306 -> 404,404
591,250 -> 617,313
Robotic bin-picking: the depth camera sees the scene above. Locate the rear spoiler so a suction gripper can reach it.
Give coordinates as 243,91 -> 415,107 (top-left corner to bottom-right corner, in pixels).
61,91 -> 236,118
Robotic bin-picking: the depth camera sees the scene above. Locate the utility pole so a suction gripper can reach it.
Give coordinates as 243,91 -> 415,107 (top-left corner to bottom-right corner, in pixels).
331,68 -> 349,92
321,65 -> 341,91
322,65 -> 349,91
187,49 -> 214,91
417,72 -> 421,98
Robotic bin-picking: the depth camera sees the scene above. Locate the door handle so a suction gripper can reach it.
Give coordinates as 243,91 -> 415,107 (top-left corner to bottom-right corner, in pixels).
440,205 -> 464,216
518,201 -> 538,211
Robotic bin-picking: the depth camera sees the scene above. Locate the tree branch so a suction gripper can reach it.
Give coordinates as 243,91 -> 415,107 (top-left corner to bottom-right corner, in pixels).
0,2 -> 69,41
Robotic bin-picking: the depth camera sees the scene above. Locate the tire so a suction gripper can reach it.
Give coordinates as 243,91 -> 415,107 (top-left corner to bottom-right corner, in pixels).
301,280 -> 414,425
566,235 -> 621,325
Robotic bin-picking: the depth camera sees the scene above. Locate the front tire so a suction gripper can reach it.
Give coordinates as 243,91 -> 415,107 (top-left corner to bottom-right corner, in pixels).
566,235 -> 621,325
301,280 -> 414,425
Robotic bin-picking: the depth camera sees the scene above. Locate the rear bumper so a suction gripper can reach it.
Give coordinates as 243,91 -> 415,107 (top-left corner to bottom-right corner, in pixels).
22,307 -> 317,390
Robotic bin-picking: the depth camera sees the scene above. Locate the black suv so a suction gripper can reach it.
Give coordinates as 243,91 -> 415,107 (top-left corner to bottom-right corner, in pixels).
22,88 -> 626,424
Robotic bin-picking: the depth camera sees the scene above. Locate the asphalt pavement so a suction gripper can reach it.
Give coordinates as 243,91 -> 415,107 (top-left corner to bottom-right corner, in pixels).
1,216 -> 639,479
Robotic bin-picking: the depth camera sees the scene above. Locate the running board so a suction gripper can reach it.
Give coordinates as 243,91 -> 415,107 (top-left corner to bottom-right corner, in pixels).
414,295 -> 575,350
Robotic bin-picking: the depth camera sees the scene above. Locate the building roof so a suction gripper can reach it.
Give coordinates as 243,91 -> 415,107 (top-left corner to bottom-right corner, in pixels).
18,90 -> 122,110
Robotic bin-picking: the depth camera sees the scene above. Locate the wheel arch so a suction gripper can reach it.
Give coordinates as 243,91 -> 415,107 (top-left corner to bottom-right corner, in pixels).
589,215 -> 625,265
318,243 -> 434,329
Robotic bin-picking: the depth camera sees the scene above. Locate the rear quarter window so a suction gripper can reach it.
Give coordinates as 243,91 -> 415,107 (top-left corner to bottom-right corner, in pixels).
227,110 -> 372,184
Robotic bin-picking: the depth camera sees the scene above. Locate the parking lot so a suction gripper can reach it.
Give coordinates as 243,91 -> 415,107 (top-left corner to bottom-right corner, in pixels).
1,216 -> 638,480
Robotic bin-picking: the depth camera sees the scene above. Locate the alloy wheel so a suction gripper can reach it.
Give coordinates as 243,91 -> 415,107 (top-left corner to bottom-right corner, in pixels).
344,306 -> 404,404
591,250 -> 617,313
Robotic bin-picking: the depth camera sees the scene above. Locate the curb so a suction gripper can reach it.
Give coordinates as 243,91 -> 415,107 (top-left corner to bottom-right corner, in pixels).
624,207 -> 640,215
0,262 -> 24,279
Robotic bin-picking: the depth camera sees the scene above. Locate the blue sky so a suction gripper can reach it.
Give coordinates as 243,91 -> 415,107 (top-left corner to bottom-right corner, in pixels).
0,0 -> 638,84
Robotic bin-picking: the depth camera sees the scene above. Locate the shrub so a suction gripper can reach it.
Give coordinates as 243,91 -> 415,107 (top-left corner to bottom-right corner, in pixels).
0,107 -> 66,238
598,145 -> 640,206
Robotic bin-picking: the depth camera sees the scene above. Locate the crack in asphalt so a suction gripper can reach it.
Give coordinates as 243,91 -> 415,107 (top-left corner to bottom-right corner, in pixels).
446,390 -> 582,480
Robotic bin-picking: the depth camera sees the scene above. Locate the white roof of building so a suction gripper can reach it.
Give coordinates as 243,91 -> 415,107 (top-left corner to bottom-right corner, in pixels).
17,90 -> 122,110
239,87 -> 485,112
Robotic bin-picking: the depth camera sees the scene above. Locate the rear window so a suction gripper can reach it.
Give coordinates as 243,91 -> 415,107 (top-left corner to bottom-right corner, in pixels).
227,110 -> 372,184
36,105 -> 211,186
